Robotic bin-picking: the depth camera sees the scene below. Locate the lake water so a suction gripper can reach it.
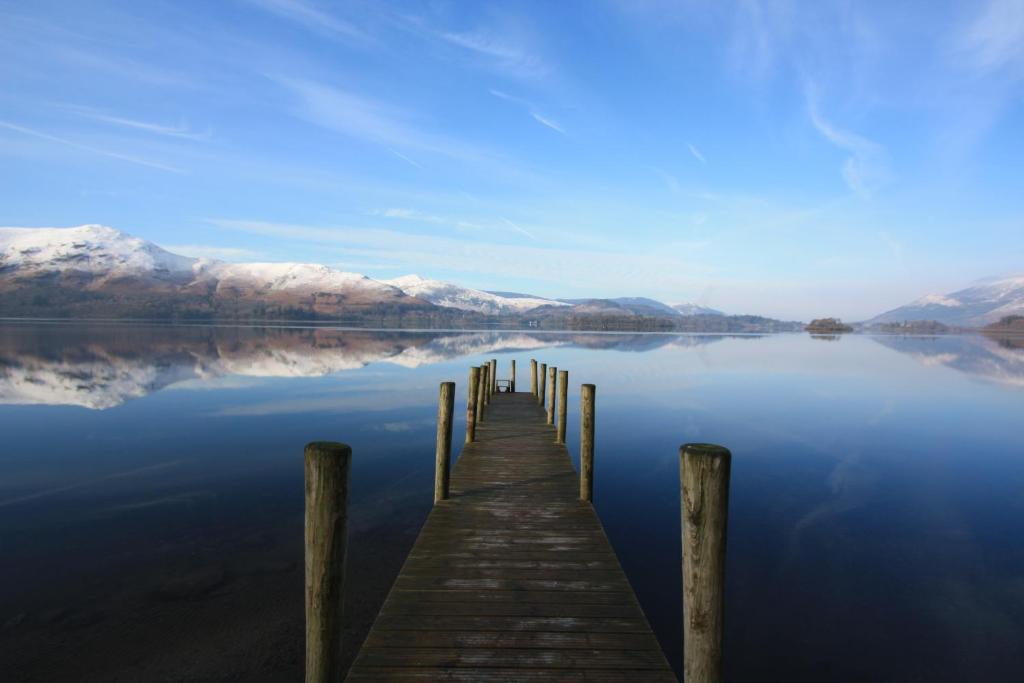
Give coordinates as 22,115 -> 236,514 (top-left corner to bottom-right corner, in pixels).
1,321 -> 1023,681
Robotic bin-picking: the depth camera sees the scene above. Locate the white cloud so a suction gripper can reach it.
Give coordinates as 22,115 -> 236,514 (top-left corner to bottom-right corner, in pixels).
387,148 -> 423,169
490,89 -> 564,134
960,0 -> 1024,75
688,142 -> 707,164
69,107 -> 210,141
806,94 -> 890,198
0,120 -> 184,173
207,218 -> 713,293
276,77 -> 495,163
243,0 -> 365,41
161,244 -> 264,261
439,29 -> 548,80
530,112 -> 564,134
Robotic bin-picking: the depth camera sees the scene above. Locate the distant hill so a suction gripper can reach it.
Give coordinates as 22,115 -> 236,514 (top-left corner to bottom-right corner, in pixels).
869,275 -> 1024,327
671,302 -> 724,316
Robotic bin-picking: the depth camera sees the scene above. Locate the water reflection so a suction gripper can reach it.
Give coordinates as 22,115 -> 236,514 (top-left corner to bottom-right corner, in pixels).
0,323 -> 737,408
3,323 -> 1024,681
872,333 -> 1024,387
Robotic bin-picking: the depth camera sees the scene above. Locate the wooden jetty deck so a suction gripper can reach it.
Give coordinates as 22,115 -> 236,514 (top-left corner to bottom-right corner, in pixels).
345,391 -> 676,681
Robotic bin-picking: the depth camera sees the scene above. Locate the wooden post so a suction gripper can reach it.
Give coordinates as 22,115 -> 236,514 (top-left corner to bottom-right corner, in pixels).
579,384 -> 595,502
546,366 -> 557,425
680,443 -> 731,683
475,365 -> 487,423
491,359 -> 497,394
530,359 -> 537,396
539,363 -> 547,407
483,363 -> 491,406
511,359 -> 516,392
556,370 -> 568,444
304,441 -> 351,683
465,367 -> 479,443
434,382 -> 454,503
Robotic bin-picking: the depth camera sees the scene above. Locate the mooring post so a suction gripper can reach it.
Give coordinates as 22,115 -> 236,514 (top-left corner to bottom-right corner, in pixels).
539,363 -> 547,407
475,365 -> 487,423
680,443 -> 731,683
304,441 -> 351,683
556,369 -> 568,443
465,367 -> 479,443
546,366 -> 557,424
579,384 -> 595,502
434,382 -> 455,503
530,359 -> 538,396
490,359 -> 497,393
483,363 -> 491,406
511,359 -> 516,392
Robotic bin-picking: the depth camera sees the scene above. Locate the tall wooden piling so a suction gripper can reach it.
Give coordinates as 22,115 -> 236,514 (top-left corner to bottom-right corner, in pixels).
556,369 -> 568,444
304,441 -> 351,683
546,365 -> 557,424
579,384 -> 595,502
490,359 -> 497,393
530,359 -> 538,396
465,367 -> 479,443
483,363 -> 491,406
475,365 -> 487,423
539,363 -> 547,407
434,382 -> 455,503
511,359 -> 516,392
680,443 -> 732,683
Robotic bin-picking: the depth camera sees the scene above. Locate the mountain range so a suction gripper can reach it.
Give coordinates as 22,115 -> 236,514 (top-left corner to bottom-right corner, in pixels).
0,225 -> 750,328
868,275 -> 1024,327
4,225 -> 1018,329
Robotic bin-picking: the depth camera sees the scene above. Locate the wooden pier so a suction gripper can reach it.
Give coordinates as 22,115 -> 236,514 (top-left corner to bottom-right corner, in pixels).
345,389 -> 675,681
305,359 -> 731,682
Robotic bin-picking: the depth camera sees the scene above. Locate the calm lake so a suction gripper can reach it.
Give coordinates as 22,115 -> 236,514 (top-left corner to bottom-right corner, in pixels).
1,321 -> 1023,682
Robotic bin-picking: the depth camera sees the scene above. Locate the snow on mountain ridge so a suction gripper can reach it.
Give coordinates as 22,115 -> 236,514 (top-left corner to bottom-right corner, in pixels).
0,224 -> 197,276
384,274 -> 565,314
870,273 -> 1024,326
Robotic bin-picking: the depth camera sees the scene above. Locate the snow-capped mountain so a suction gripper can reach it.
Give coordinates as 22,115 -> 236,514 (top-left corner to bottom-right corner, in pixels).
383,274 -> 566,314
869,274 -> 1024,327
0,225 -> 426,317
671,302 -> 724,316
0,224 -> 197,288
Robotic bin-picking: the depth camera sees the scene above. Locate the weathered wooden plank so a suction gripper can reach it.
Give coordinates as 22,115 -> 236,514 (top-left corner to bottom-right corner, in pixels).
344,391 -> 674,680
353,646 -> 669,669
346,668 -> 677,682
362,629 -> 660,650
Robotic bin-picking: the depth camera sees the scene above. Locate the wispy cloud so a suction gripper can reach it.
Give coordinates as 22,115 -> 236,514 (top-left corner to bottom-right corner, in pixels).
959,0 -> 1024,75
499,217 -> 537,241
806,93 -> 890,198
374,207 -> 527,236
490,88 -> 565,134
276,77 -> 492,162
243,0 -> 365,42
161,244 -> 264,261
0,120 -> 184,173
207,218 -> 711,292
387,148 -> 423,169
69,107 -> 210,141
439,28 -> 548,80
530,112 -> 564,134
688,142 -> 707,164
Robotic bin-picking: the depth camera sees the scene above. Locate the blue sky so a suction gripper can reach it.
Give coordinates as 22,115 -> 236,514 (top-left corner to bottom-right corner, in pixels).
1,0 -> 1022,320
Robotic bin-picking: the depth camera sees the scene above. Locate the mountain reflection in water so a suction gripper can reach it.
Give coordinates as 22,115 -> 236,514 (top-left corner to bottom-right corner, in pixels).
0,323 -> 737,408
